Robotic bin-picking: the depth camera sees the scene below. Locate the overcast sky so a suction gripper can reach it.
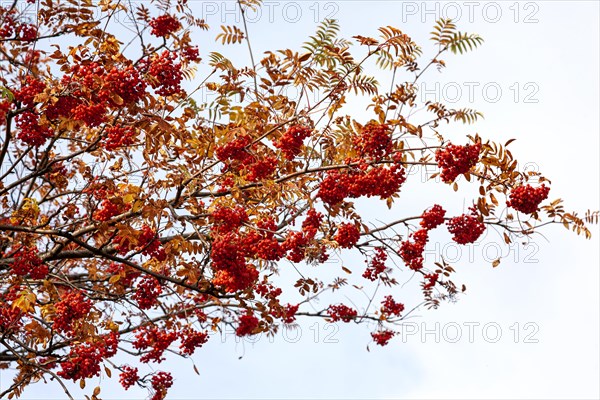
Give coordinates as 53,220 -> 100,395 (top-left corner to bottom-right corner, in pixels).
8,1 -> 600,399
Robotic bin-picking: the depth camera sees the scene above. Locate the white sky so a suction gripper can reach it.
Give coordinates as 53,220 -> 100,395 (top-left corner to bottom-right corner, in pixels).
6,1 -> 599,399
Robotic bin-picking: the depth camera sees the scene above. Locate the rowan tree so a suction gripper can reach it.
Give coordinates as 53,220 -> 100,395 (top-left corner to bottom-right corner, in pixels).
0,1 -> 596,399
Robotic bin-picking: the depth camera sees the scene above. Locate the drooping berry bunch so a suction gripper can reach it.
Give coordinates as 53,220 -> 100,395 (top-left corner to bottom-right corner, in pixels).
15,76 -> 46,107
362,247 -> 388,281
318,164 -> 406,205
435,142 -> 482,183
93,198 -> 131,222
420,204 -> 446,229
422,273 -> 439,290
270,303 -> 300,324
399,228 -> 429,271
399,204 -> 446,271
133,276 -> 163,310
10,247 -> 48,279
0,7 -> 38,41
353,122 -> 393,159
0,285 -> 24,332
327,304 -> 358,322
178,328 -> 209,356
335,223 -> 361,249
57,334 -> 119,381
132,326 -> 177,363
103,126 -> 137,150
371,330 -> 395,346
15,111 -> 53,147
216,135 -> 276,182
150,371 -> 174,400
273,125 -> 312,160
447,207 -> 486,244
52,290 -> 92,333
136,225 -> 167,262
0,100 -> 11,125
143,51 -> 184,97
149,14 -> 182,37
282,209 -> 324,263
507,184 -> 550,214
103,65 -> 147,105
119,366 -> 139,390
236,312 -> 259,336
380,295 -> 405,316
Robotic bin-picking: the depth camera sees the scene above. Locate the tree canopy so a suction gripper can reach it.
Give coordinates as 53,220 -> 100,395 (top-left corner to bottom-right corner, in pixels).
0,1 -> 596,399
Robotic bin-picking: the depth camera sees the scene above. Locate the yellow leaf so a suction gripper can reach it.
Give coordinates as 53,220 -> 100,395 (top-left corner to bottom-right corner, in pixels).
123,194 -> 135,204
132,200 -> 144,213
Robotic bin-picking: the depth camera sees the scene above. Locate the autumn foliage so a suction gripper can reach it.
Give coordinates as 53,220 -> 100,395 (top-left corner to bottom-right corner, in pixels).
0,0 -> 595,399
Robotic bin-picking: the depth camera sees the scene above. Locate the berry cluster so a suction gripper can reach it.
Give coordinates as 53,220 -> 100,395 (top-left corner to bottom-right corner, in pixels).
150,371 -> 174,400
104,65 -> 147,105
435,142 -> 482,183
420,204 -> 446,230
381,295 -> 404,316
371,330 -> 395,346
211,232 -> 259,292
137,225 -> 167,262
447,208 -> 485,244
246,157 -> 277,181
236,313 -> 259,336
15,111 -> 53,147
0,286 -> 23,332
0,101 -> 10,125
399,229 -> 429,271
17,23 -> 37,41
353,122 -> 393,159
255,282 -> 283,299
400,205 -> 448,271
209,214 -> 286,291
10,247 -> 48,279
0,8 -> 37,41
215,136 -> 276,181
119,366 -> 139,390
149,14 -> 181,37
132,326 -> 177,363
327,304 -> 357,322
273,125 -> 312,160
244,219 -> 285,262
178,328 -> 209,356
270,303 -> 299,324
181,45 -> 201,62
507,184 -> 550,214
15,76 -> 46,108
215,135 -> 252,163
210,205 -> 249,233
318,164 -> 406,205
93,198 -> 130,222
52,290 -> 92,333
282,209 -> 323,262
57,336 -> 118,381
133,276 -> 162,310
362,247 -> 387,281
144,51 -> 184,96
334,223 -> 360,249
71,102 -> 106,127
106,262 -> 140,287
423,273 -> 439,290
103,126 -> 137,150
